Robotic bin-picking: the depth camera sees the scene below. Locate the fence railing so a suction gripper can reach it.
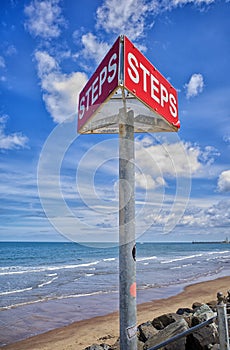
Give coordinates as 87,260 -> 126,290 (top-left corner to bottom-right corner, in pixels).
217,292 -> 230,350
147,291 -> 230,350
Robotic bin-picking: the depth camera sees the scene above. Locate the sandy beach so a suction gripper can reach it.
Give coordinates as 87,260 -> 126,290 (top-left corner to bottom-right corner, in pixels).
2,276 -> 229,350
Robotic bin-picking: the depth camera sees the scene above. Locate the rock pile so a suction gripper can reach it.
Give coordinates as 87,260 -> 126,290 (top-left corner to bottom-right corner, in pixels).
84,301 -> 221,350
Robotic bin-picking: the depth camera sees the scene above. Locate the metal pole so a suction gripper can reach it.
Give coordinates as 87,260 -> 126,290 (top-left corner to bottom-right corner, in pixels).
119,107 -> 137,350
217,292 -> 230,350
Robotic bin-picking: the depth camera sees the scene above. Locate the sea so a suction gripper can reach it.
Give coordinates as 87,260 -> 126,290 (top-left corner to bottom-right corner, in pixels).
0,241 -> 230,346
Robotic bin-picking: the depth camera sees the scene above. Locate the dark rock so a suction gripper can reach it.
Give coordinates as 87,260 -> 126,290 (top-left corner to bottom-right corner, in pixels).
109,346 -> 118,350
152,313 -> 182,330
144,318 -> 189,350
152,316 -> 164,330
207,300 -> 217,312
192,302 -> 203,310
177,308 -> 193,315
192,316 -> 201,327
100,344 -> 111,350
138,320 -> 158,342
183,314 -> 194,328
186,323 -> 219,350
84,345 -> 105,350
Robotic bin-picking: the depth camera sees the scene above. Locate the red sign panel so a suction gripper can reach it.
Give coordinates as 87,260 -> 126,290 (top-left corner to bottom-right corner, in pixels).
124,36 -> 179,128
77,37 -> 120,132
77,35 -> 180,132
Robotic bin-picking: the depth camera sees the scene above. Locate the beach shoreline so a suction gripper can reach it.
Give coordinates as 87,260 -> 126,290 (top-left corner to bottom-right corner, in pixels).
2,276 -> 229,350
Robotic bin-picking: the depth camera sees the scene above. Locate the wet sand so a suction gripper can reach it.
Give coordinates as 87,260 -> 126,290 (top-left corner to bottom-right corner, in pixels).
2,276 -> 230,350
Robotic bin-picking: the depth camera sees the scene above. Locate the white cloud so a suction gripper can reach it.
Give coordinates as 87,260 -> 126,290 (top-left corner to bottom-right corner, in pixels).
136,137 -> 203,177
180,199 -> 230,228
145,198 -> 230,231
35,50 -> 87,123
135,172 -> 166,190
133,136 -> 219,190
5,45 -> 17,56
0,56 -> 6,68
217,170 -> 230,192
95,0 -> 214,42
0,166 -> 37,200
24,0 -> 66,39
96,0 -> 156,41
35,51 -> 58,75
223,135 -> 230,143
161,0 -> 215,10
23,0 -> 84,126
185,73 -> 204,98
0,115 -> 28,150
81,33 -> 110,64
172,0 -> 214,5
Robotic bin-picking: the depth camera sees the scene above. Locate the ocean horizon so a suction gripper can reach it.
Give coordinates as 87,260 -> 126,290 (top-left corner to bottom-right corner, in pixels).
0,241 -> 230,346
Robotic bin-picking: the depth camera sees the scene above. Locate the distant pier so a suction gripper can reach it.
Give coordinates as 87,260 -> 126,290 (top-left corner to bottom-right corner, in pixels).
192,238 -> 229,244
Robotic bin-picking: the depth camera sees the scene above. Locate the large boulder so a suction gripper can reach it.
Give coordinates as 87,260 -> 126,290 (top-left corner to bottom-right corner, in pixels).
192,304 -> 216,326
138,320 -> 158,342
144,318 -> 189,350
152,313 -> 183,330
186,323 -> 219,350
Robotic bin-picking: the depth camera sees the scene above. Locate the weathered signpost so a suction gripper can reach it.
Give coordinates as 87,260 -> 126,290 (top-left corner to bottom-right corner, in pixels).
77,35 -> 180,350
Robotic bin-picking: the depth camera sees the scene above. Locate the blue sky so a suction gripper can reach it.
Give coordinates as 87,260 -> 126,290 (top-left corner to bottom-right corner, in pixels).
0,0 -> 229,243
